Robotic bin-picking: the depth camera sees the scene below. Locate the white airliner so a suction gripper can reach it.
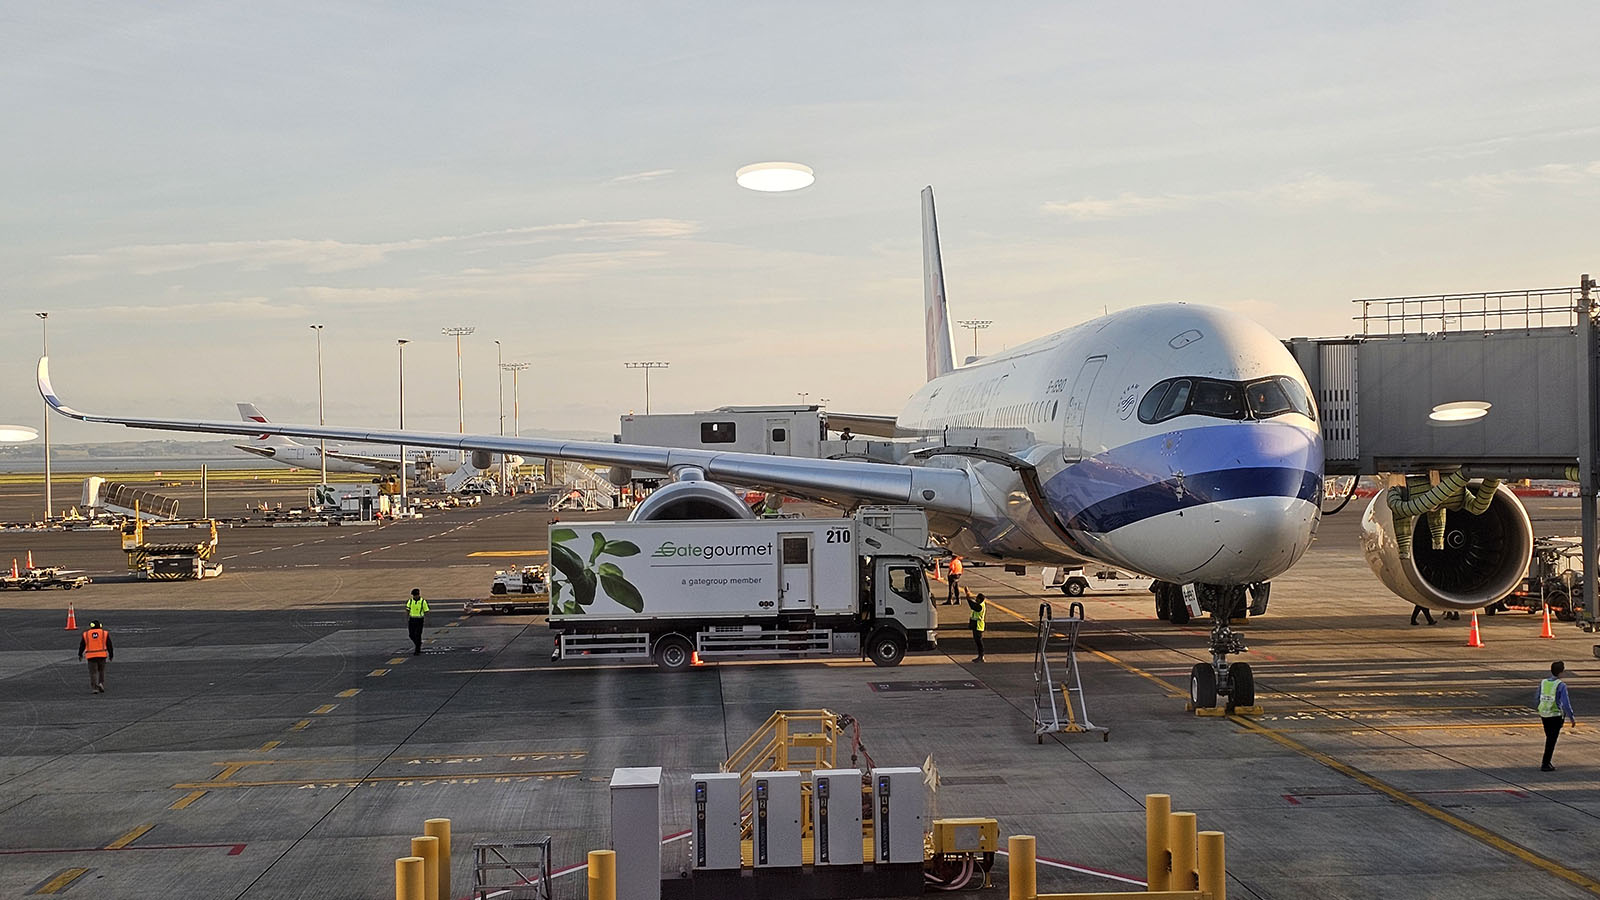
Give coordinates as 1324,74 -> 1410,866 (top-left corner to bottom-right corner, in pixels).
37,188 -> 1323,705
234,403 -> 525,479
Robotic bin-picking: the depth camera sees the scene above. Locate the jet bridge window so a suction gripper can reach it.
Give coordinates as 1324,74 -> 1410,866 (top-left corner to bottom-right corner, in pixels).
1138,375 -> 1313,424
886,566 -> 924,604
701,422 -> 737,443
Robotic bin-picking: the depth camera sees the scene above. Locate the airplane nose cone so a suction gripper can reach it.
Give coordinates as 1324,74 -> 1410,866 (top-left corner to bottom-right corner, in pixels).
1179,496 -> 1320,583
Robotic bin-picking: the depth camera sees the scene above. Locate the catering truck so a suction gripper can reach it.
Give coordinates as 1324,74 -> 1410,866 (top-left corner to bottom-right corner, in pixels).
547,506 -> 938,671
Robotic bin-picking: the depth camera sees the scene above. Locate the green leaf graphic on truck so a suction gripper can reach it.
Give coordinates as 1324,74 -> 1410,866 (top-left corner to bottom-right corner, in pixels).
548,528 -> 642,614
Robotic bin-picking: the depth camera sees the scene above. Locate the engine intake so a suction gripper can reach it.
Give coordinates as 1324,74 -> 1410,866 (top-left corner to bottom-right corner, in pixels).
1360,483 -> 1533,611
627,480 -> 755,521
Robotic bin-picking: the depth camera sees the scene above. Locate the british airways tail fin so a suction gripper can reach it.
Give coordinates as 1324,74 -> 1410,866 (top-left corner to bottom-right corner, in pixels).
921,186 -> 955,382
237,403 -> 301,447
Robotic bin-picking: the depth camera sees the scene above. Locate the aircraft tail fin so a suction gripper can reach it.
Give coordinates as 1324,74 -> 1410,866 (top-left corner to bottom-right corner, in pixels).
921,186 -> 955,382
237,402 -> 295,445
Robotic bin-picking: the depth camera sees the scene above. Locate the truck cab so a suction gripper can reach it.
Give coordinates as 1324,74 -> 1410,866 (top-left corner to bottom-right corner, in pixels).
862,557 -> 937,665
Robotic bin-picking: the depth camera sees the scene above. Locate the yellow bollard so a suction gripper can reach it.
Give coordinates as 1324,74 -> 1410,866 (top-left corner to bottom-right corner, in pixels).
424,818 -> 451,900
395,856 -> 425,900
1145,793 -> 1172,891
1199,831 -> 1226,900
1168,811 -> 1198,891
410,836 -> 439,900
588,849 -> 616,900
1008,834 -> 1036,900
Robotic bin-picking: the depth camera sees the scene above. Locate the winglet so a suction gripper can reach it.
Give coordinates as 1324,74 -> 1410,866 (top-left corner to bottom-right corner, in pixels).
921,186 -> 955,382
36,357 -> 88,421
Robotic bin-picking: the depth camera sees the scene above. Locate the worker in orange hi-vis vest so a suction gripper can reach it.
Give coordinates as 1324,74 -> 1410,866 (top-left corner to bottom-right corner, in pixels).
78,620 -> 114,693
946,556 -> 964,605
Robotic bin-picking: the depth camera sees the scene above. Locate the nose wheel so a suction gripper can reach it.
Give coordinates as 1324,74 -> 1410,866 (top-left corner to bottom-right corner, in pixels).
1188,590 -> 1257,712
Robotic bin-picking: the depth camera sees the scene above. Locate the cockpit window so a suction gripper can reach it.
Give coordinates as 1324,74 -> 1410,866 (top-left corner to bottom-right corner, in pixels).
1138,375 -> 1314,424
1188,380 -> 1246,419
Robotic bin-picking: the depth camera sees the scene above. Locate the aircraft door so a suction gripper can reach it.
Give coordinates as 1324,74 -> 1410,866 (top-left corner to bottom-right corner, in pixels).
766,418 -> 792,456
778,533 -> 813,610
1062,356 -> 1107,462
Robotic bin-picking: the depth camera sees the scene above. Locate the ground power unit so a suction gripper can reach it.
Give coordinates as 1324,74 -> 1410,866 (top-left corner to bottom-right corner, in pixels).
811,768 -> 864,866
751,770 -> 803,867
690,772 -> 741,871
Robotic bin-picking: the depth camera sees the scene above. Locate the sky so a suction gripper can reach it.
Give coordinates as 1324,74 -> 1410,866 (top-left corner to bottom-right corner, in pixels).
3,2 -> 1598,445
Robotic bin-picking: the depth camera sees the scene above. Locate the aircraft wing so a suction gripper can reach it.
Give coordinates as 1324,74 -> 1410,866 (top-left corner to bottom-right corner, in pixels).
321,448 -> 404,472
823,412 -> 901,438
40,358 -> 971,515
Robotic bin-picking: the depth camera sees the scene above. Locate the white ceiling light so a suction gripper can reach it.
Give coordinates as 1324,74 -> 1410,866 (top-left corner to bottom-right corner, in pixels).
0,425 -> 39,442
736,162 -> 815,192
1428,401 -> 1491,425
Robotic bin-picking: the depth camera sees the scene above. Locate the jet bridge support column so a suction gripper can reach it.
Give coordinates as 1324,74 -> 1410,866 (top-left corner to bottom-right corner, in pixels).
1582,274 -> 1598,624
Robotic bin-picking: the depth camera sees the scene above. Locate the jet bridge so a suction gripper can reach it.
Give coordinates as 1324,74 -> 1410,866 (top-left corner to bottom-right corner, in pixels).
1287,277 -> 1600,620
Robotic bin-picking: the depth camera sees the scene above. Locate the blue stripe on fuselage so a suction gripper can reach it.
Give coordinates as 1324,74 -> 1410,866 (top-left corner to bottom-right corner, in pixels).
1042,422 -> 1322,535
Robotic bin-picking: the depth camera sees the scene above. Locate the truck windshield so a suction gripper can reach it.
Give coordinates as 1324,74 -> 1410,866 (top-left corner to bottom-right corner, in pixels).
887,567 -> 924,604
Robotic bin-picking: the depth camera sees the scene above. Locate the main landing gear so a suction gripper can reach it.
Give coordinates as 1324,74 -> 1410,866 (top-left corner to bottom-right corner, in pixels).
1152,581 -> 1262,711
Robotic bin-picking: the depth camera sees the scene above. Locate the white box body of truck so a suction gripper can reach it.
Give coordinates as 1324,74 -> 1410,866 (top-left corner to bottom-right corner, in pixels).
548,509 -> 935,670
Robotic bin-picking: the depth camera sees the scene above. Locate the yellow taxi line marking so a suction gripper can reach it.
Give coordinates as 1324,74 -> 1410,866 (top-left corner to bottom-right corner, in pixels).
208,751 -> 587,766
1231,714 -> 1600,894
388,657 -> 409,665
168,790 -> 208,810
31,866 -> 90,894
987,598 -> 1188,699
258,740 -> 281,752
467,550 -> 548,557
289,720 -> 311,731
368,669 -> 389,677
104,823 -> 154,850
336,688 -> 361,698
171,769 -> 583,789
214,764 -> 247,781
311,704 -> 338,715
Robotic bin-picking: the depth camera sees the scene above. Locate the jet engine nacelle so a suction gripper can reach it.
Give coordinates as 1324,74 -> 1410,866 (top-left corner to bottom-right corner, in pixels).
607,466 -> 632,487
1360,484 -> 1533,611
627,479 -> 755,522
470,449 -> 493,470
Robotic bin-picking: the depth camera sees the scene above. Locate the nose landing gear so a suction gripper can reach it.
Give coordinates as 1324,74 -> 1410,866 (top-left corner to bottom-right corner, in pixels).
1155,583 -> 1261,713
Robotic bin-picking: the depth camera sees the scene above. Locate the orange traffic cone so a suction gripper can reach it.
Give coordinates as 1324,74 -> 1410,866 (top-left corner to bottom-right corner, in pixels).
1467,611 -> 1484,648
1541,603 -> 1556,639
25,550 -> 33,570
931,561 -> 944,583
64,603 -> 77,631
9,559 -> 15,579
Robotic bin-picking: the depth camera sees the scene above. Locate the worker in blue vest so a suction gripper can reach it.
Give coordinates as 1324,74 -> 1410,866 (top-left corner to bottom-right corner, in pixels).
1536,660 -> 1577,771
406,588 -> 429,656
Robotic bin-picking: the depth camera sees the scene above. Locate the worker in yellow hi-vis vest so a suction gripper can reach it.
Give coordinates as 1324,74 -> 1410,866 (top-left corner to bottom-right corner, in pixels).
1536,660 -> 1576,771
406,588 -> 429,656
967,590 -> 986,663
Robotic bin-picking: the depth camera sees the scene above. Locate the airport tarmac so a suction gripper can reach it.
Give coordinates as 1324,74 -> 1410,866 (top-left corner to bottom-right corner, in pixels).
1,475 -> 1598,899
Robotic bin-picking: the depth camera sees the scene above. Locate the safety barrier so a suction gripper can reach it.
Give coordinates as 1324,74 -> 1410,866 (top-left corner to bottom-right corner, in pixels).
392,816 -> 452,900
1009,794 -> 1226,900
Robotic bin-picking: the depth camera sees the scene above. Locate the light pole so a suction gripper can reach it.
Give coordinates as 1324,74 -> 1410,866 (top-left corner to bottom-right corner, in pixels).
310,324 -> 326,489
36,312 -> 50,520
797,391 -> 809,406
398,339 -> 409,513
442,326 -> 475,463
623,361 -> 669,414
958,319 -> 992,360
495,339 -> 506,490
502,363 -> 529,436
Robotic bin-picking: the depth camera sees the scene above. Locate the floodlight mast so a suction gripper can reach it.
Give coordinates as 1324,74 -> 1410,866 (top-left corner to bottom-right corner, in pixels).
624,361 -> 670,414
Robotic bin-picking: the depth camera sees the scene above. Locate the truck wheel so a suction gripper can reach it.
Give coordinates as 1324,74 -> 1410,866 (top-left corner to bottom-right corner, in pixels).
1169,593 -> 1191,625
491,584 -> 507,595
867,630 -> 907,667
1155,592 -> 1171,620
653,634 -> 694,672
1063,580 -> 1086,597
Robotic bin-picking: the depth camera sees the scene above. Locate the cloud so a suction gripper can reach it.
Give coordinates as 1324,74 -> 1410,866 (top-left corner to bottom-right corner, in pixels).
1041,192 -> 1194,220
51,219 -> 701,280
608,169 -> 675,184
1452,160 -> 1600,193
1042,174 -> 1389,219
80,296 -> 307,320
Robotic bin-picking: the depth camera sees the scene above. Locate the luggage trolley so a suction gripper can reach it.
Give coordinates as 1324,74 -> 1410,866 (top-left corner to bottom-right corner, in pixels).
1032,602 -> 1108,742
